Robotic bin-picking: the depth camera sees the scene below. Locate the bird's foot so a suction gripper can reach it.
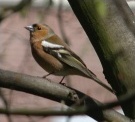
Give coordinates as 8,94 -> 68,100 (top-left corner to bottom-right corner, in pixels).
59,82 -> 67,86
42,72 -> 54,78
59,76 -> 66,86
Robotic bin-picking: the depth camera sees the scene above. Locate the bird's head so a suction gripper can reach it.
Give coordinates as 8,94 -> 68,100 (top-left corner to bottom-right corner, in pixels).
25,23 -> 54,41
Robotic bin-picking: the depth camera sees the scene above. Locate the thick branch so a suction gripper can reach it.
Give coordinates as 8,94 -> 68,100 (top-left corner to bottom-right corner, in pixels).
0,69 -> 131,121
0,69 -> 78,105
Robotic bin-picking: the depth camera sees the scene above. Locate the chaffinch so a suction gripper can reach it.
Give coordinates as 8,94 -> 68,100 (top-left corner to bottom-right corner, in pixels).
25,23 -> 114,93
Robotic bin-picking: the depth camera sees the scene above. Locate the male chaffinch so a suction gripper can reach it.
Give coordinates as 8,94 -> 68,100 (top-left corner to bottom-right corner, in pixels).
25,23 -> 114,93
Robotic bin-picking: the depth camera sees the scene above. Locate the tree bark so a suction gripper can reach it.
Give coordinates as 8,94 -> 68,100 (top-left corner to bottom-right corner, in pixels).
68,0 -> 135,118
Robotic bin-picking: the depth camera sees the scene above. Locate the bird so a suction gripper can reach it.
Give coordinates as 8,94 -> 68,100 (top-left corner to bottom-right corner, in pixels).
25,23 -> 114,94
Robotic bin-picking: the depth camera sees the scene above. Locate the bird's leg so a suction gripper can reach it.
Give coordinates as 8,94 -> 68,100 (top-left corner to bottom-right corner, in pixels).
59,76 -> 66,85
42,72 -> 54,78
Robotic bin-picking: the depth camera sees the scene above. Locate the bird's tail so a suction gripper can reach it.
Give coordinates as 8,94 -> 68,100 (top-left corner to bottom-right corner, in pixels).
84,69 -> 115,94
91,75 -> 115,94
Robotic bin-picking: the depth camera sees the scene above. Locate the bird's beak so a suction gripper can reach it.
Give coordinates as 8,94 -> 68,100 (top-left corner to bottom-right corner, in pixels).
25,25 -> 34,32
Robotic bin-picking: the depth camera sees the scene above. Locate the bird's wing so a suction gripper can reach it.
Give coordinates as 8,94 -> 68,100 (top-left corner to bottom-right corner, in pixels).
41,40 -> 96,77
48,48 -> 115,93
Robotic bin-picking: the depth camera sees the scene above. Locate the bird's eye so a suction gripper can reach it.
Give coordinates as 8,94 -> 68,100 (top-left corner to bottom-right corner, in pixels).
37,27 -> 41,30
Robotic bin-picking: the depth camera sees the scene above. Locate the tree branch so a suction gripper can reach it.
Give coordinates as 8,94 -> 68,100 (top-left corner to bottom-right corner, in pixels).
0,69 -> 78,105
0,107 -> 131,122
0,69 -> 131,121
